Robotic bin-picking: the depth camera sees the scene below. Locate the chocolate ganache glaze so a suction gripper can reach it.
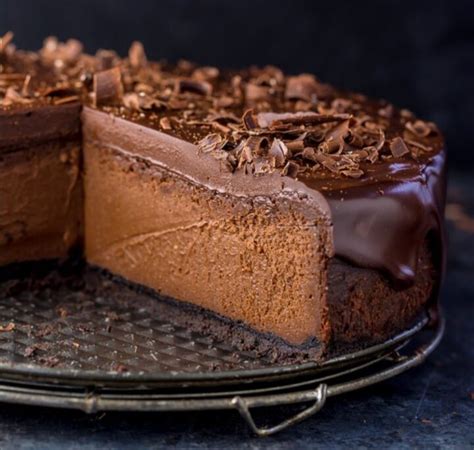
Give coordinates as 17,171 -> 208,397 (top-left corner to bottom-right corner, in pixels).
302,151 -> 446,286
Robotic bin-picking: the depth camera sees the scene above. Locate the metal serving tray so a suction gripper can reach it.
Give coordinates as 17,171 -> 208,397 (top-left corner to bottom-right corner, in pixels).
0,268 -> 444,436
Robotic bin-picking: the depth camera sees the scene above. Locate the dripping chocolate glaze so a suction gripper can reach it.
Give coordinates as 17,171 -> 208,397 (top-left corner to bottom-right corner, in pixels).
300,151 -> 446,287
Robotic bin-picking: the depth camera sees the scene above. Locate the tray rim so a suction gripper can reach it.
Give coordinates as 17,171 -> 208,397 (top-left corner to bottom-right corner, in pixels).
0,315 -> 444,436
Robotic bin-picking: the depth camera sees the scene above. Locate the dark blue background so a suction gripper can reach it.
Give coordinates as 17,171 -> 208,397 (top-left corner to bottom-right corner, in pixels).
1,0 -> 473,168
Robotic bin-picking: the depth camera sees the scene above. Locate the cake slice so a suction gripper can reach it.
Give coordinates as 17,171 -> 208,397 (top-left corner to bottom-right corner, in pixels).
0,34 -> 446,359
82,107 -> 333,346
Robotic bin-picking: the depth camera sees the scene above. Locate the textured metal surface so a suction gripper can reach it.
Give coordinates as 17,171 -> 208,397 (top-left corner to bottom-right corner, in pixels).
0,266 -> 278,386
0,292 -> 264,373
0,265 -> 444,435
0,267 -> 427,389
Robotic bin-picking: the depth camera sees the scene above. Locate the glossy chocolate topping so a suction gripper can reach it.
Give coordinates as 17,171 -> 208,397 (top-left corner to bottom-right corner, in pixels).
302,152 -> 446,284
0,33 -> 447,285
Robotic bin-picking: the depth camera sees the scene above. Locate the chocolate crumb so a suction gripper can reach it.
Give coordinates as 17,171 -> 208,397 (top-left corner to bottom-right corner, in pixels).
24,346 -> 37,357
0,322 -> 15,332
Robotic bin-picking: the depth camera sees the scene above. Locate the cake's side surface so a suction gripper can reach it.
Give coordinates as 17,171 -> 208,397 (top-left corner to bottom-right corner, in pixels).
327,241 -> 435,347
0,105 -> 83,266
83,108 -> 333,346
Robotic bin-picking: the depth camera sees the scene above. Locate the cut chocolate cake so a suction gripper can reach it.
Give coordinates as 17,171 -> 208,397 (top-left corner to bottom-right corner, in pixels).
0,33 -> 446,360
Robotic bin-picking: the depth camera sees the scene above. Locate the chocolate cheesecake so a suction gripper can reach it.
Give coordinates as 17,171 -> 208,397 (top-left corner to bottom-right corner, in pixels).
0,33 -> 446,359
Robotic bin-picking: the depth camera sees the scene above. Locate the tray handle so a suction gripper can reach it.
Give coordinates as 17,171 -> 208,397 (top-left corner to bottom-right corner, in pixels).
231,384 -> 327,437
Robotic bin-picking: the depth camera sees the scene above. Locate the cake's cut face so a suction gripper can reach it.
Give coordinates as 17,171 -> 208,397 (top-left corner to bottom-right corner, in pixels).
0,102 -> 83,266
82,109 -> 333,344
0,32 -> 447,359
0,36 -> 96,266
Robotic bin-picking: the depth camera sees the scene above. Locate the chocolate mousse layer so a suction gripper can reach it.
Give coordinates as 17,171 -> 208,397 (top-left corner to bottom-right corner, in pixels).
0,104 -> 83,266
83,108 -> 333,345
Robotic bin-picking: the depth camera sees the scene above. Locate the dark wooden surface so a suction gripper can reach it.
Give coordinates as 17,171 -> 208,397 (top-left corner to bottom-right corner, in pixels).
0,171 -> 472,449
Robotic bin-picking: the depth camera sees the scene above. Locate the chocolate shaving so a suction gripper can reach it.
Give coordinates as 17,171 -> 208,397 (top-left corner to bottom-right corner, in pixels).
122,92 -> 141,110
167,98 -> 188,110
210,121 -> 231,133
285,139 -> 304,152
285,74 -> 332,102
238,143 -> 253,168
0,31 -> 14,53
378,104 -> 394,118
123,92 -> 165,111
265,112 -> 351,130
21,74 -> 32,97
192,66 -> 219,81
245,83 -> 271,102
159,116 -> 173,130
197,134 -> 226,153
404,139 -> 433,152
1,87 -> 32,105
301,147 -> 319,163
0,73 -> 25,82
54,95 -> 80,105
389,137 -> 410,158
128,41 -> 147,69
331,98 -> 353,113
40,37 -> 83,66
242,109 -> 259,130
318,137 -> 343,155
62,39 -> 83,63
324,119 -> 351,145
405,120 -> 434,138
314,153 -> 340,173
213,95 -> 234,108
341,168 -> 364,178
281,161 -> 299,178
175,79 -> 212,96
93,67 -> 123,107
268,139 -> 288,168
364,146 -> 380,163
95,49 -> 119,71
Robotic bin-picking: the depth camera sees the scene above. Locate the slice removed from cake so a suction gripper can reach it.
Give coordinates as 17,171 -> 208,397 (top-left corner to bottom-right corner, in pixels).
82,108 -> 334,346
